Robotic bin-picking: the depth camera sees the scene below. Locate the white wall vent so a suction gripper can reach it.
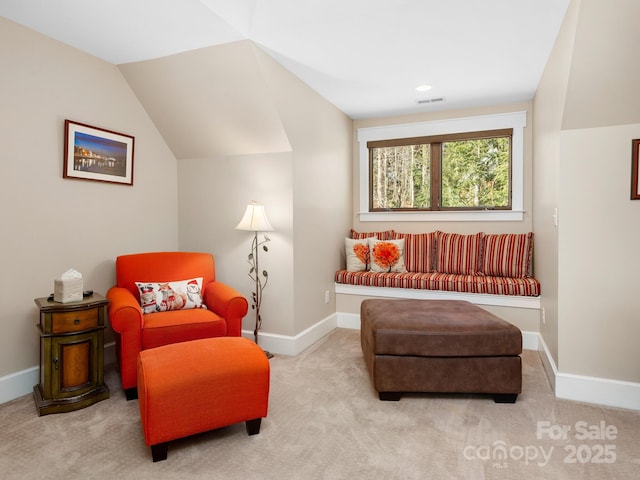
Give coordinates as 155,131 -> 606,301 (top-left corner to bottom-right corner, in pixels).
417,97 -> 446,104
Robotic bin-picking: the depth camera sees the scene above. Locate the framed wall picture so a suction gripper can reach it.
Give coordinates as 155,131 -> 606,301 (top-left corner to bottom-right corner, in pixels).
632,139 -> 640,200
63,120 -> 135,185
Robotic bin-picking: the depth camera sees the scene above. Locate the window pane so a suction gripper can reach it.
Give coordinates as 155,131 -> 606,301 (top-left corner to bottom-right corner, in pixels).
371,145 -> 430,209
441,137 -> 510,208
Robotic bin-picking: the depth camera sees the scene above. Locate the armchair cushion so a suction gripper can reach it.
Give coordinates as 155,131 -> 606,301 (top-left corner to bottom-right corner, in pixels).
141,308 -> 227,350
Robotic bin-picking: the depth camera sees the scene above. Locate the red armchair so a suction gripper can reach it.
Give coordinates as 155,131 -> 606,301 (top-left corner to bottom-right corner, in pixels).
106,252 -> 248,399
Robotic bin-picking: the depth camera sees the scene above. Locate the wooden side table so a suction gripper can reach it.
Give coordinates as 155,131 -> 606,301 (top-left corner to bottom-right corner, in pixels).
33,293 -> 110,415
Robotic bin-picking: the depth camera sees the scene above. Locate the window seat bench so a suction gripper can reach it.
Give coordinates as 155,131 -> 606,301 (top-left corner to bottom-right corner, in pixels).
335,229 -> 540,311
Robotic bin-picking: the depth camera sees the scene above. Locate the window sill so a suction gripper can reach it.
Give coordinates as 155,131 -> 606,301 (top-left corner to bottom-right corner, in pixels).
358,210 -> 525,222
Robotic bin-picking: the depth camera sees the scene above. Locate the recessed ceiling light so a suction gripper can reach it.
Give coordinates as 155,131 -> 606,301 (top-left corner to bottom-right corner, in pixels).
415,84 -> 432,92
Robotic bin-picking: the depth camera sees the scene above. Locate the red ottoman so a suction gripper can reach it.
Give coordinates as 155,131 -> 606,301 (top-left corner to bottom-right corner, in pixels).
137,337 -> 270,462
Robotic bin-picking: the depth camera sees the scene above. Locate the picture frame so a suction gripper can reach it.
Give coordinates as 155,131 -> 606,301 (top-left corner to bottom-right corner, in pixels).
63,120 -> 134,185
632,139 -> 640,200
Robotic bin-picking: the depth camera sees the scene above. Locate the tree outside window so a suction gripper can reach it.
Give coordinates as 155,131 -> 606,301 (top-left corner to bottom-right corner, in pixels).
369,129 -> 511,211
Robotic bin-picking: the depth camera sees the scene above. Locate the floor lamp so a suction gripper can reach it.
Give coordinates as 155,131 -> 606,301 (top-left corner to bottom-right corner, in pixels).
236,201 -> 274,358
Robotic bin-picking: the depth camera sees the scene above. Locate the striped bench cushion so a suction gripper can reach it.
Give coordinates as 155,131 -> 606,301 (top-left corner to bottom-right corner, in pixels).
435,232 -> 484,275
350,229 -> 395,240
391,232 -> 436,273
481,233 -> 533,278
334,270 -> 540,297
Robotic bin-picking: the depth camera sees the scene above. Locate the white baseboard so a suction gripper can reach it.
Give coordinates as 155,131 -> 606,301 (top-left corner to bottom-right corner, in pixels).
3,325 -> 638,411
0,367 -> 39,405
338,312 -> 639,411
555,372 -> 640,411
105,341 -> 116,366
537,334 -> 640,411
0,342 -> 117,405
242,313 -> 338,357
537,333 -> 557,393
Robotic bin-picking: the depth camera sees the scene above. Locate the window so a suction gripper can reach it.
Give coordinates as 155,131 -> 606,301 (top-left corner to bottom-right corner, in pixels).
369,129 -> 512,211
357,111 -> 526,222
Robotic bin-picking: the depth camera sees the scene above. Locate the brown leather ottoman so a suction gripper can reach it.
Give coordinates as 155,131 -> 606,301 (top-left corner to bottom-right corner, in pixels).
360,299 -> 522,403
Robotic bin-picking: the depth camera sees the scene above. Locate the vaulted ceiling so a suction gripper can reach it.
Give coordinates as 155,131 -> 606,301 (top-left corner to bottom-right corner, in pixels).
0,0 -> 569,119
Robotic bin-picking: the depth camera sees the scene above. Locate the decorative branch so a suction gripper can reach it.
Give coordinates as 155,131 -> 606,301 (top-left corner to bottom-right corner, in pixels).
246,232 -> 271,343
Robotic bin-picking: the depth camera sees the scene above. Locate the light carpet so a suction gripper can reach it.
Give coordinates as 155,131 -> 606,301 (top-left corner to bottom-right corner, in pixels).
1,328 -> 639,479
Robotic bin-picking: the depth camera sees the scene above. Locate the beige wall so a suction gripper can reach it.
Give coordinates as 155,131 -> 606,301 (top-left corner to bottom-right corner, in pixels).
5,0 -> 639,398
122,41 -> 352,338
178,153 -> 296,336
562,0 -> 640,130
532,0 -> 580,367
254,47 -> 353,335
118,41 -> 292,159
0,18 -> 180,377
535,0 -> 640,383
1,19 -> 351,386
559,125 -> 640,381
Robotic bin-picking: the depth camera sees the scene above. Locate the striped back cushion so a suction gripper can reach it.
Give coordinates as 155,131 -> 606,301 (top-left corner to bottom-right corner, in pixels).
481,232 -> 533,278
350,229 -> 395,240
435,232 -> 484,275
391,232 -> 436,272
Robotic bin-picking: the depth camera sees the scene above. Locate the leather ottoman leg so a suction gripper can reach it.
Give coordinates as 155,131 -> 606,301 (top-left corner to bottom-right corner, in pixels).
379,392 -> 402,401
493,394 -> 518,403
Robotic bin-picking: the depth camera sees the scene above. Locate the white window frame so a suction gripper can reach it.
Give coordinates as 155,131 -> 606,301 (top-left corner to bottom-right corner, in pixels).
357,111 -> 527,222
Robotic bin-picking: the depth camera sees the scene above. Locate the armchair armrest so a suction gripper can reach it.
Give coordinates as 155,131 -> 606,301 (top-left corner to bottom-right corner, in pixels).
203,281 -> 249,337
106,286 -> 144,334
106,286 -> 145,391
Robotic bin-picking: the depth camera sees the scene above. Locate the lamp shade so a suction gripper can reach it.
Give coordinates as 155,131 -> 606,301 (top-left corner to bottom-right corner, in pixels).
235,202 -> 274,232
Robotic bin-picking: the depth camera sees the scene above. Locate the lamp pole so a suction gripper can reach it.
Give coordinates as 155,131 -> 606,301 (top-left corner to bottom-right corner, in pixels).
236,201 -> 274,359
249,229 -> 271,354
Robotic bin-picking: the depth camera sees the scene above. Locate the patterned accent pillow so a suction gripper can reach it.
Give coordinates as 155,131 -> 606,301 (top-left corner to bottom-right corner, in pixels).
345,238 -> 370,271
135,277 -> 206,314
435,232 -> 484,275
368,238 -> 407,273
350,229 -> 395,240
481,232 -> 533,278
391,232 -> 436,272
